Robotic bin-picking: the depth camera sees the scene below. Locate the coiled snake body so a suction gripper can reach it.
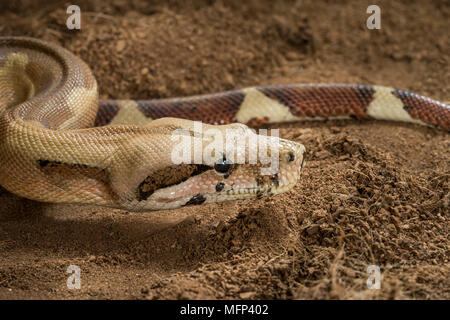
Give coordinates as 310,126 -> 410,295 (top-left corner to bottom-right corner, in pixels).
0,37 -> 448,211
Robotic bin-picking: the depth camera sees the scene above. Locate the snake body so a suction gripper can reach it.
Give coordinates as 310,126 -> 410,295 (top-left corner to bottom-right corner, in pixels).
0,37 -> 448,211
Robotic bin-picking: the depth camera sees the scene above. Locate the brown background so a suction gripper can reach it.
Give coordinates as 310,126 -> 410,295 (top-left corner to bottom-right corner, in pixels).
0,0 -> 448,299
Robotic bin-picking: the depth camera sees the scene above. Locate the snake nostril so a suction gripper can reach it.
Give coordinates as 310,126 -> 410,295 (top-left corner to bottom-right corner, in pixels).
287,152 -> 295,162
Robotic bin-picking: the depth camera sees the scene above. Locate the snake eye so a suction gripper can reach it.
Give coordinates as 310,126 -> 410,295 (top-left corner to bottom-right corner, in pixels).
214,156 -> 232,174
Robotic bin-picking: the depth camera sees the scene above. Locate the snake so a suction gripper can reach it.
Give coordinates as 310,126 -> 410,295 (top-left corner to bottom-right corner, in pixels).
0,37 -> 448,211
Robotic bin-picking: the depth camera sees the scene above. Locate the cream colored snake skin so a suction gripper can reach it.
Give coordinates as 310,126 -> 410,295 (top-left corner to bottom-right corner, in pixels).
0,37 -> 448,211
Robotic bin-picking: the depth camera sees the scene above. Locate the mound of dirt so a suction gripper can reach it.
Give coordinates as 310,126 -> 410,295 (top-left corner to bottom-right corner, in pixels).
0,0 -> 448,299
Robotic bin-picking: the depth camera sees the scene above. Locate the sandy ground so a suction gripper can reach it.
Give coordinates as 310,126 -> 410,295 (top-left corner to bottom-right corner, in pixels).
0,0 -> 448,299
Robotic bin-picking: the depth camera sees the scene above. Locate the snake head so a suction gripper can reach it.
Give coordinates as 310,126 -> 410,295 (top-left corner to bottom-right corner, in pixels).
119,119 -> 306,211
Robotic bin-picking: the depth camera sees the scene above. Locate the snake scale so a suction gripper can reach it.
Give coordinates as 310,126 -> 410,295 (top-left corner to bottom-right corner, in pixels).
0,37 -> 448,211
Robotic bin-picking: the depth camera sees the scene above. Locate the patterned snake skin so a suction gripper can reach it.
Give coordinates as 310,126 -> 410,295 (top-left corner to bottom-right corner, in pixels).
0,37 -> 448,211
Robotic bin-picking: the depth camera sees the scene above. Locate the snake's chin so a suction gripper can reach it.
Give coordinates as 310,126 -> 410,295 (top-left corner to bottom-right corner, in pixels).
139,182 -> 299,211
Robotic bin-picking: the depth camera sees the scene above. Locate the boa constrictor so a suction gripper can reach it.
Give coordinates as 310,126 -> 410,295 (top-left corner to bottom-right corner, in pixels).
0,37 -> 448,211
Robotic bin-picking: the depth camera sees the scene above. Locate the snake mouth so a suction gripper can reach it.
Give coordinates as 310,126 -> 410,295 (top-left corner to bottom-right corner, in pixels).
222,179 -> 298,196
150,172 -> 301,208
153,181 -> 298,205
177,180 -> 300,208
222,181 -> 298,196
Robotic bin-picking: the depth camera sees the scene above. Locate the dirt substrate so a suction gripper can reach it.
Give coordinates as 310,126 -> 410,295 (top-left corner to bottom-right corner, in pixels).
0,0 -> 448,299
